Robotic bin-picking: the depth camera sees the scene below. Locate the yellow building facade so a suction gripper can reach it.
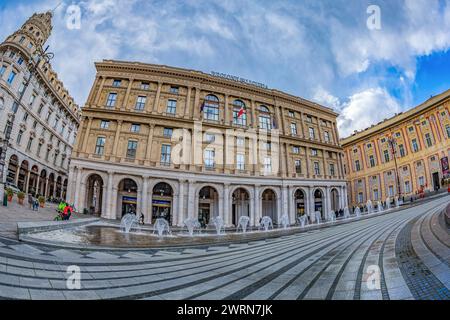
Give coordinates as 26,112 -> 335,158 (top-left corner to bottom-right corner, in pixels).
341,89 -> 450,206
67,60 -> 347,227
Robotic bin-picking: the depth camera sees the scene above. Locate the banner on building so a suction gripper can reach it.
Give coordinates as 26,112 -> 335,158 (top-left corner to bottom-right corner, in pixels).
441,156 -> 449,175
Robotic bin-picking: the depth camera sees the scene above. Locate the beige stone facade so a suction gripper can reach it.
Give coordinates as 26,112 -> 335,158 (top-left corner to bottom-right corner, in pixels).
68,60 -> 347,226
0,12 -> 81,199
341,89 -> 450,206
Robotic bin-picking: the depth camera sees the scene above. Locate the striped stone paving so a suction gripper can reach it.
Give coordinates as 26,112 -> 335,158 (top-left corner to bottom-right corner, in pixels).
0,195 -> 448,300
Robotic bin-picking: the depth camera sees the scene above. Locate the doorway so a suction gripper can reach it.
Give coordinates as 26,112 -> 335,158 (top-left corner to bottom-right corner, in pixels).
432,172 -> 440,191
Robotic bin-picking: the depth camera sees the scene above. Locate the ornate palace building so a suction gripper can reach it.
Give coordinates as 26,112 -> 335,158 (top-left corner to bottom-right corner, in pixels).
0,12 -> 81,199
341,89 -> 450,206
67,60 -> 347,227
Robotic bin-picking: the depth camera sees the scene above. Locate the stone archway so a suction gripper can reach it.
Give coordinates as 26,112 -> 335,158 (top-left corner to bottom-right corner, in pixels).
314,189 -> 324,219
29,165 -> 39,195
62,179 -> 68,200
6,155 -> 19,185
330,188 -> 340,212
116,178 -> 138,218
198,186 -> 219,227
152,182 -> 173,225
294,189 -> 307,219
17,160 -> 29,192
47,173 -> 55,198
38,170 -> 47,196
85,174 -> 104,215
232,188 -> 250,226
56,176 -> 62,199
261,188 -> 277,223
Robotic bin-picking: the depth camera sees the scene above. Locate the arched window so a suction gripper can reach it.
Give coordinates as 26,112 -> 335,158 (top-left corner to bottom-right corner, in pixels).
203,94 -> 219,121
232,99 -> 247,126
258,105 -> 272,130
0,97 -> 4,110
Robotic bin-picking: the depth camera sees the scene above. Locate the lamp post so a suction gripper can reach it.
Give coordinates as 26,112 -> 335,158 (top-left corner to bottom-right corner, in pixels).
387,134 -> 402,200
0,45 -> 54,205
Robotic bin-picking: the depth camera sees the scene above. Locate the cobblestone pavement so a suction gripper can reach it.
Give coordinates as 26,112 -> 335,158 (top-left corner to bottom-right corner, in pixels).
0,195 -> 448,300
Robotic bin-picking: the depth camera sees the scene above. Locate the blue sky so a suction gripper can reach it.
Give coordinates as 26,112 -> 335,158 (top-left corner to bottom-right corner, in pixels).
1,0 -> 449,137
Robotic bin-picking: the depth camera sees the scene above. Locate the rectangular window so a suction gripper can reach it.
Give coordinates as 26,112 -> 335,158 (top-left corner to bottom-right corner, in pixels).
0,65 -> 6,76
95,137 -> 105,155
126,140 -> 138,159
204,149 -> 215,168
306,115 -> 312,123
418,176 -> 425,187
369,155 -> 375,167
112,79 -> 121,87
163,128 -> 173,138
355,160 -> 361,171
264,157 -> 272,174
17,130 -> 24,144
383,150 -> 390,162
23,112 -> 28,122
295,160 -> 302,174
388,186 -> 394,197
160,144 -> 171,165
329,163 -> 335,176
7,71 -> 16,84
311,149 -> 318,156
259,116 -> 272,130
412,139 -> 419,152
373,189 -> 379,201
314,162 -> 320,175
425,133 -> 433,147
17,57 -> 24,65
408,126 -> 414,132
396,144 -> 404,157
309,127 -> 315,139
166,99 -> 177,114
170,86 -> 179,94
106,93 -> 117,107
18,81 -> 26,95
324,131 -> 330,142
38,104 -> 44,115
404,181 -> 411,193
236,153 -> 245,170
37,143 -> 42,157
141,82 -> 149,90
446,124 -> 450,138
26,137 -> 33,151
236,137 -> 245,147
292,146 -> 300,154
29,94 -> 36,106
130,124 -> 140,133
100,120 -> 110,129
205,133 -> 215,143
290,123 -> 297,135
288,111 -> 295,118
358,192 -> 364,204
135,96 -> 147,110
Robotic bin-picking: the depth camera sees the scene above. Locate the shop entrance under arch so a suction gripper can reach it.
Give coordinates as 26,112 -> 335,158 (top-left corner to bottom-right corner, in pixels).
152,182 -> 173,225
232,188 -> 250,226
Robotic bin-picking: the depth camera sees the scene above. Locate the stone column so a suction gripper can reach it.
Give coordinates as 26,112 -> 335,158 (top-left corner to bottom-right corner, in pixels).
305,147 -> 311,178
325,186 -> 332,217
73,167 -> 82,212
193,87 -> 200,120
224,94 -> 230,125
288,185 -> 295,224
82,117 -> 93,153
105,171 -> 114,219
94,76 -> 106,106
112,120 -> 123,157
141,176 -> 149,223
281,185 -> 288,222
223,184 -> 230,226
66,166 -> 75,204
121,78 -> 134,111
25,171 -> 31,194
253,185 -> 260,226
309,187 -> 316,222
250,100 -> 257,128
152,81 -> 162,113
178,180 -> 185,226
187,180 -> 196,219
184,86 -> 192,118
145,123 -> 155,165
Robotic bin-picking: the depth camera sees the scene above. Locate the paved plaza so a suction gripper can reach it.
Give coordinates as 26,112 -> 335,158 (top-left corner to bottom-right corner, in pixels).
0,195 -> 448,300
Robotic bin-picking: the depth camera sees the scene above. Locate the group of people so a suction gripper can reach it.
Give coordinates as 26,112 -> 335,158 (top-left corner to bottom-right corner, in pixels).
27,194 -> 40,211
54,201 -> 74,221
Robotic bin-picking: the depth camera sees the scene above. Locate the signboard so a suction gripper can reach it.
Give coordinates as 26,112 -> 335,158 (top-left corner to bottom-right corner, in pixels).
441,156 -> 449,175
122,196 -> 137,204
210,71 -> 268,89
152,199 -> 171,207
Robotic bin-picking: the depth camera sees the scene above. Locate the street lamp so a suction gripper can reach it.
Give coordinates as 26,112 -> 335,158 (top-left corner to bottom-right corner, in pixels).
0,45 -> 54,204
387,134 -> 402,200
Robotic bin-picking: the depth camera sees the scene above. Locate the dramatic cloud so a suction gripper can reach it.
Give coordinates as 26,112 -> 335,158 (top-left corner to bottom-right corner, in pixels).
0,0 -> 449,138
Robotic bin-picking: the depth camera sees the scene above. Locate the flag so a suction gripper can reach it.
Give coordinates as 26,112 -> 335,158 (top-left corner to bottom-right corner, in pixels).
237,104 -> 246,118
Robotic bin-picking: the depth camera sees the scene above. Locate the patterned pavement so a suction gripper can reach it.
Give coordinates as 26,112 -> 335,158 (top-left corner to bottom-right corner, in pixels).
0,195 -> 448,300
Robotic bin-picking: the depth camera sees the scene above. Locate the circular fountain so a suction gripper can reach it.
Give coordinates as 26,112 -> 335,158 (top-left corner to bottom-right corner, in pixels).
259,216 -> 273,231
314,211 -> 322,225
343,207 -> 351,219
377,201 -> 384,213
236,216 -> 250,233
298,215 -> 308,228
152,218 -> 171,237
120,214 -> 141,233
327,211 -> 336,222
183,218 -> 201,237
354,207 -> 361,217
366,200 -> 373,214
211,216 -> 225,235
279,213 -> 290,229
